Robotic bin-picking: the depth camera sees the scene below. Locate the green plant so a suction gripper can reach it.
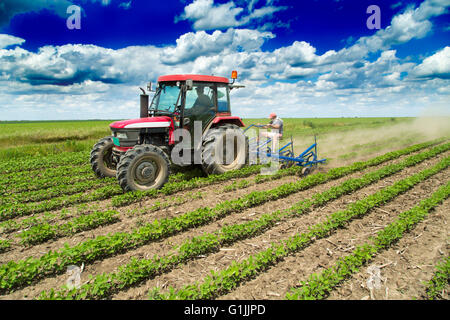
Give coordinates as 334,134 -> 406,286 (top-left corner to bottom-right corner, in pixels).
0,140 -> 446,295
424,256 -> 449,300
0,239 -> 10,253
145,158 -> 449,300
286,182 -> 450,300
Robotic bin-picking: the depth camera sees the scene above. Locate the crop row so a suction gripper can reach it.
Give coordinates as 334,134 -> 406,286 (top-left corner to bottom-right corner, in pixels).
1,164 -> 204,200
0,165 -> 92,193
424,256 -> 449,300
0,177 -> 118,205
221,166 -> 301,193
285,181 -> 450,300
16,210 -> 120,246
0,137 -> 444,178
7,191 -> 204,246
0,239 -> 10,254
4,174 -> 97,196
0,142 -> 445,294
0,151 -> 89,174
6,167 -> 207,204
33,145 -> 448,299
110,164 -> 265,207
0,206 -> 86,235
0,183 -> 124,222
0,139 -> 443,221
0,162 -> 205,194
0,168 -> 200,197
144,156 -> 449,299
168,167 -> 205,183
110,139 -> 444,207
0,165 -> 264,221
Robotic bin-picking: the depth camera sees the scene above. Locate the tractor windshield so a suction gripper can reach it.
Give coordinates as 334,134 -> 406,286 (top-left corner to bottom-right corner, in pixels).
150,84 -> 181,113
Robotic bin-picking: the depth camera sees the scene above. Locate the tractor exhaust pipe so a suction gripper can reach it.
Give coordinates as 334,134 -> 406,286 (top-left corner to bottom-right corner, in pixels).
140,87 -> 149,118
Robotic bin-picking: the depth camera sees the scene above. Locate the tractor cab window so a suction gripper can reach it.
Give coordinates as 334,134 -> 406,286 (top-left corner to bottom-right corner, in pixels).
150,84 -> 181,113
217,86 -> 230,113
184,84 -> 215,116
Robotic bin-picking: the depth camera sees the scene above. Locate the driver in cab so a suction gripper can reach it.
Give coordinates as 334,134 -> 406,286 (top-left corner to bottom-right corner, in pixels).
185,86 -> 214,117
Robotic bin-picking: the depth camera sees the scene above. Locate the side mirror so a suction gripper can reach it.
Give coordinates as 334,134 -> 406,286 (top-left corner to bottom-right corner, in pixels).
147,82 -> 154,92
186,79 -> 193,90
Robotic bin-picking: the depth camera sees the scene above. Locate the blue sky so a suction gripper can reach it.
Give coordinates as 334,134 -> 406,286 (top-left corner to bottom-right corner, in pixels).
0,0 -> 449,120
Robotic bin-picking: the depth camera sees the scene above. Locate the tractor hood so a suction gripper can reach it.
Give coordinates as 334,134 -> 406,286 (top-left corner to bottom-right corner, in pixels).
110,116 -> 174,130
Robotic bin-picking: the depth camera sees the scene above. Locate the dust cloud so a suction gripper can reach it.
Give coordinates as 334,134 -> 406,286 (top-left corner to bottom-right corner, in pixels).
292,108 -> 450,167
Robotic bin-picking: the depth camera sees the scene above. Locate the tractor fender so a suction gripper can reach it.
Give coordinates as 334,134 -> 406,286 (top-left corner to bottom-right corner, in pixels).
194,116 -> 245,153
211,116 -> 245,128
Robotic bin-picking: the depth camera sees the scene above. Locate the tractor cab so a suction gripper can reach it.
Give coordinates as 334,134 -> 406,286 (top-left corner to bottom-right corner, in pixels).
148,74 -> 242,134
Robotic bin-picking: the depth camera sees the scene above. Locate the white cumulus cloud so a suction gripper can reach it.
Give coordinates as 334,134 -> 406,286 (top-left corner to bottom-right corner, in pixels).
161,28 -> 274,65
0,0 -> 449,120
175,0 -> 288,30
0,34 -> 25,48
412,46 -> 450,79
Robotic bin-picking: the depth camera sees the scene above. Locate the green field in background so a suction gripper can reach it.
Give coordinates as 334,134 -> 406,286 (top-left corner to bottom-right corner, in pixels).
0,117 -> 413,160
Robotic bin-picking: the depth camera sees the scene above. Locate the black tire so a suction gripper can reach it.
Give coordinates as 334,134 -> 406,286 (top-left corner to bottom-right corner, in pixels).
116,144 -> 170,192
90,136 -> 117,178
301,167 -> 312,177
201,124 -> 248,175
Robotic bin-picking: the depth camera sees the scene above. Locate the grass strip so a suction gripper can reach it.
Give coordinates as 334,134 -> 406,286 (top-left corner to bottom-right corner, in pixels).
286,182 -> 450,300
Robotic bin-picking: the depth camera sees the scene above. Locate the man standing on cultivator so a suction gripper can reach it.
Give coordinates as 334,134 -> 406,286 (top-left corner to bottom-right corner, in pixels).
263,113 -> 284,140
258,113 -> 284,152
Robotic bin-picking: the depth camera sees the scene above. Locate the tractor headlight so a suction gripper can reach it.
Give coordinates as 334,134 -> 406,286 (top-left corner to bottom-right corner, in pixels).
116,132 -> 128,139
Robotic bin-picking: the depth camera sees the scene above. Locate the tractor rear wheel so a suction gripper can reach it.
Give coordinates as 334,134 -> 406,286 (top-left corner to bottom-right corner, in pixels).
90,136 -> 117,178
201,124 -> 248,175
116,144 -> 170,192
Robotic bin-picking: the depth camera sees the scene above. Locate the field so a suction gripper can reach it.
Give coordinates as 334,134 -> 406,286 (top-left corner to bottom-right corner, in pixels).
0,117 -> 449,300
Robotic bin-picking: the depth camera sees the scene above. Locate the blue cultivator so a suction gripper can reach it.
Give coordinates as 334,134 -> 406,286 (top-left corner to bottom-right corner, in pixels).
244,124 -> 326,175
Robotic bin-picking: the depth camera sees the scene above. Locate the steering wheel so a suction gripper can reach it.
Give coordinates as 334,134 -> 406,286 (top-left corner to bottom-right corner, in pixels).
174,105 -> 181,116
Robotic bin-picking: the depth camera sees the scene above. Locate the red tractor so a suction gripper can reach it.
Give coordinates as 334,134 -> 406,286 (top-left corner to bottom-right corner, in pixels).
90,72 -> 248,192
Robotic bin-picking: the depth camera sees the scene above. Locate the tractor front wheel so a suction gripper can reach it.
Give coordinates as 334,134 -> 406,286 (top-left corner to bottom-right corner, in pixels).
116,145 -> 170,192
90,136 -> 117,178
